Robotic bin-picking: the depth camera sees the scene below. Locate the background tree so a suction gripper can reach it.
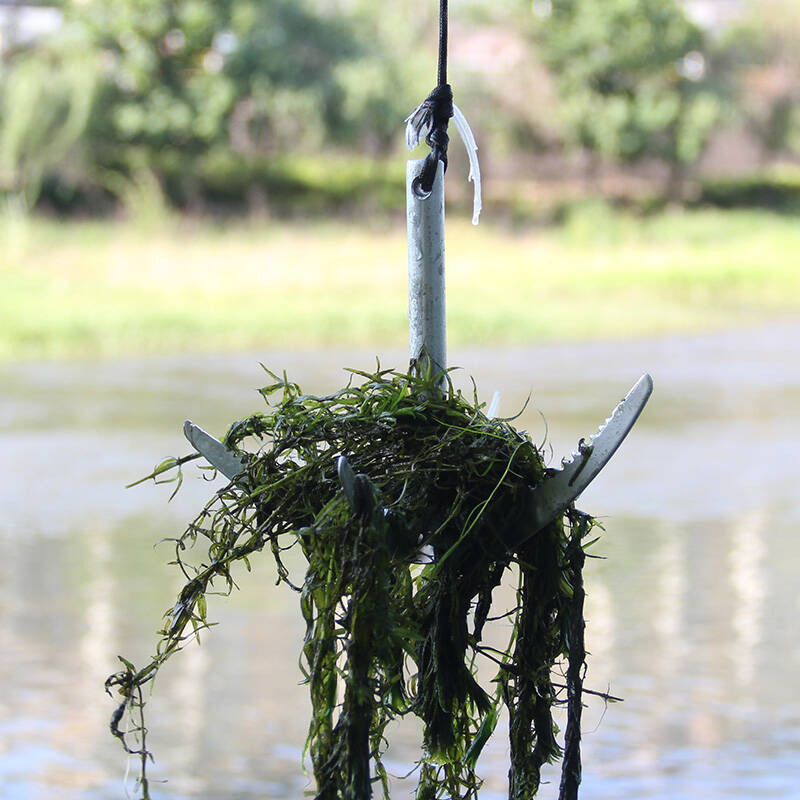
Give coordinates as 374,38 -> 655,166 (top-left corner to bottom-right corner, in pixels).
0,12 -> 97,209
533,0 -> 722,196
326,1 -> 432,155
0,0 -> 427,211
79,0 -> 370,205
2,0 -> 795,215
717,0 -> 800,163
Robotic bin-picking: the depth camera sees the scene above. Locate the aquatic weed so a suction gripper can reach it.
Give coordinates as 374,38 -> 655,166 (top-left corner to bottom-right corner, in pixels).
106,365 -> 599,799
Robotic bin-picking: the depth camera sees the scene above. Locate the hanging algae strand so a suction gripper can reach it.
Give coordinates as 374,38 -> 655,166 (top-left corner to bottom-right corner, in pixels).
106,365 -> 600,799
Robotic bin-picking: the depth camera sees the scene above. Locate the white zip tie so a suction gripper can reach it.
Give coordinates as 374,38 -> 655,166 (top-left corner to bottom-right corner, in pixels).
405,101 -> 429,151
452,104 -> 482,225
404,100 -> 482,225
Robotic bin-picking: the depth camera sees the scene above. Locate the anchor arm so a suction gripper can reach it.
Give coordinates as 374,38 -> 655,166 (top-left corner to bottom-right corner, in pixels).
183,420 -> 249,482
521,373 -> 653,542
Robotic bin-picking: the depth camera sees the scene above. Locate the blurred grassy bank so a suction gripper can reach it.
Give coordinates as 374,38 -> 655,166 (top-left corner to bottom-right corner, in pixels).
2,204 -> 799,361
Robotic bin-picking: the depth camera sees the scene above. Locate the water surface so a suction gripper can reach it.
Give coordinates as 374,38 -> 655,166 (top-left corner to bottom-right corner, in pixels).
1,323 -> 798,799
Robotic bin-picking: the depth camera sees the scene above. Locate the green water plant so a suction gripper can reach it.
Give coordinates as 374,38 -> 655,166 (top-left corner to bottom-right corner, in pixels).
106,365 -> 598,799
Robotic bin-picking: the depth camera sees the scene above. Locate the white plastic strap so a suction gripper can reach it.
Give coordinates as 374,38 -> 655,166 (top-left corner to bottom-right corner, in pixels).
452,103 -> 482,226
404,100 -> 482,225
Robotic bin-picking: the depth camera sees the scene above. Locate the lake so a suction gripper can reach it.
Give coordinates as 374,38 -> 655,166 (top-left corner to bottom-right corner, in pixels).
1,323 -> 798,799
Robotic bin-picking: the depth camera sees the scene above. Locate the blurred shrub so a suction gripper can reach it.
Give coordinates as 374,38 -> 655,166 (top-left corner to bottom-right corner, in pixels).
714,1 -> 800,162
78,0 -> 364,205
0,0 -> 426,215
0,21 -> 97,209
186,149 -> 406,215
4,0 -> 799,216
532,0 -> 723,196
697,166 -> 800,212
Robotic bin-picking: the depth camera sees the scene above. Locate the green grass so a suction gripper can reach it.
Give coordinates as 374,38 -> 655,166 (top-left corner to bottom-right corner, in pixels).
1,204 -> 799,360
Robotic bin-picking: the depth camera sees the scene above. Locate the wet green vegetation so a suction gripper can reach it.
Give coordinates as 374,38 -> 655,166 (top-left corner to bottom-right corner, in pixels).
106,366 -> 596,799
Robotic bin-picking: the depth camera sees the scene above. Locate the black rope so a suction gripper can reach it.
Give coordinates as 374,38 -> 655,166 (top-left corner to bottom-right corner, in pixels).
438,0 -> 448,86
412,0 -> 453,199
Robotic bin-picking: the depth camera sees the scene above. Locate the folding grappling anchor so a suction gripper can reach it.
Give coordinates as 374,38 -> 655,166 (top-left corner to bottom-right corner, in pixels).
184,129 -> 652,536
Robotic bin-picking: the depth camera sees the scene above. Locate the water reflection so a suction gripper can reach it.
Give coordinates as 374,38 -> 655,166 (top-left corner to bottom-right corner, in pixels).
584,578 -> 616,679
1,323 -> 799,798
729,510 -> 766,687
653,526 -> 688,678
80,527 -> 116,692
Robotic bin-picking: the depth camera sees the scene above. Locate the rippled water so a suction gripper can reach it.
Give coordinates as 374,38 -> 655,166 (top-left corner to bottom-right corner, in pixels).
1,324 -> 798,799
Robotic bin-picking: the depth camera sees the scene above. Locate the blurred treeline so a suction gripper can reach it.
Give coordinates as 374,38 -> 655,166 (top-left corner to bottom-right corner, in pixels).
2,0 -> 800,218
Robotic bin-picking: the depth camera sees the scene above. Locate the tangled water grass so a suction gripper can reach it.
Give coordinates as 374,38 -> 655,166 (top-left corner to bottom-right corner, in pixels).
106,365 -> 600,799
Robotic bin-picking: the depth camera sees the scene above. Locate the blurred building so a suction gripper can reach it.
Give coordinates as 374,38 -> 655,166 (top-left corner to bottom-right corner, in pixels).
0,1 -> 61,52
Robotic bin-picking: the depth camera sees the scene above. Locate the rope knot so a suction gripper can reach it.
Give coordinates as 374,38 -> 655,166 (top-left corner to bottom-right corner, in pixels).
405,83 -> 454,198
424,83 -> 454,141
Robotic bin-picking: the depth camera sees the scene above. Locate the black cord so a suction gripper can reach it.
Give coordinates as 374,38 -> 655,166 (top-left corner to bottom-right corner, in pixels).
438,0 -> 448,87
412,0 -> 453,199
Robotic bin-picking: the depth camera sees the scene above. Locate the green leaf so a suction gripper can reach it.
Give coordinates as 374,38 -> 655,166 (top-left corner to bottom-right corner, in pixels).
465,704 -> 499,769
117,655 -> 136,672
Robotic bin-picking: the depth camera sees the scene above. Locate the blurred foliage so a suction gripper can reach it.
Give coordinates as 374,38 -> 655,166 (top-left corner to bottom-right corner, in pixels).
715,0 -> 800,161
0,0 -> 429,213
533,0 -> 722,194
191,149 -> 407,215
0,0 -> 798,214
77,0 -> 425,209
697,165 -> 800,212
0,18 -> 97,208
